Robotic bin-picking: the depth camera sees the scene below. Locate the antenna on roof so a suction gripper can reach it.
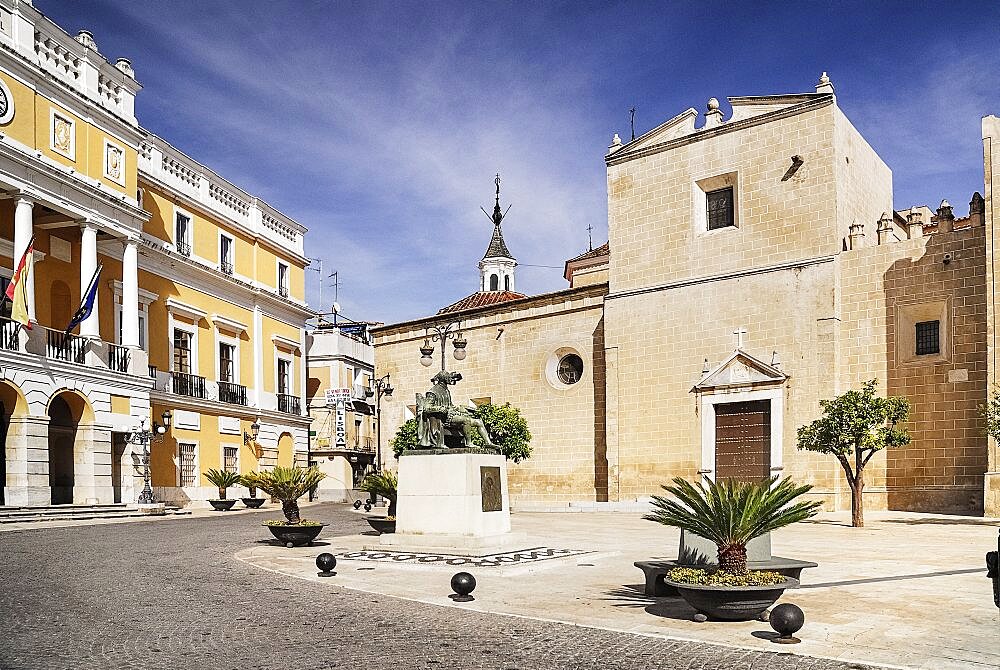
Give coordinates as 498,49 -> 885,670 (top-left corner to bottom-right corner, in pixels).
629,107 -> 636,141
586,223 -> 594,251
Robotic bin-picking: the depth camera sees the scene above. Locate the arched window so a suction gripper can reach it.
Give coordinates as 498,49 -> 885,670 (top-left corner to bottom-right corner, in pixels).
504,275 -> 510,291
489,274 -> 498,291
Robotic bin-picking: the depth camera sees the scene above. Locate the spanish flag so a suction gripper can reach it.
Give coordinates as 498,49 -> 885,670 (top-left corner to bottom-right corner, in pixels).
5,237 -> 34,329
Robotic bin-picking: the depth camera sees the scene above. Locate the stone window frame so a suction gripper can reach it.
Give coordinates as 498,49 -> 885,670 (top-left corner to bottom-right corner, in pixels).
692,171 -> 741,236
544,346 -> 587,392
896,298 -> 951,366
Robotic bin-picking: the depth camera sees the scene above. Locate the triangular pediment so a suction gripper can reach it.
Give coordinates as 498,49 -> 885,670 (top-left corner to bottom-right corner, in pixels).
693,349 -> 787,391
616,108 -> 698,154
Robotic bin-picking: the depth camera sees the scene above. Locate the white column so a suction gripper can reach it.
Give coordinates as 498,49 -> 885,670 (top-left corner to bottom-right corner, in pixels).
121,238 -> 140,347
13,196 -> 35,322
79,222 -> 100,338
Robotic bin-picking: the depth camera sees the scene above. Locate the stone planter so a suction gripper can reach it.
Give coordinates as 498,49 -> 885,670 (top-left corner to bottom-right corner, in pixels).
242,497 -> 266,509
264,523 -> 327,548
209,499 -> 237,511
366,516 -> 396,534
664,576 -> 799,621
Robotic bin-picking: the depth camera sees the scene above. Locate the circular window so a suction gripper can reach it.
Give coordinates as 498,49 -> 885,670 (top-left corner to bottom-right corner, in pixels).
556,353 -> 584,385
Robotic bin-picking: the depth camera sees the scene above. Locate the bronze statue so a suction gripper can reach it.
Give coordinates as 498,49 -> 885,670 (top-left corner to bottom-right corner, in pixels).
416,370 -> 496,449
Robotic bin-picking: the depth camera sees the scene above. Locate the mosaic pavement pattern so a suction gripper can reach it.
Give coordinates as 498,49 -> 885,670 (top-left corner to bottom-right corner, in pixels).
336,546 -> 593,567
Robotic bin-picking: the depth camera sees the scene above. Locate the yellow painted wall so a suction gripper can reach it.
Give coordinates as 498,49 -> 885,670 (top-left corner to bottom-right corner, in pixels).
0,71 -> 37,148
277,432 -> 294,467
263,315 -> 301,393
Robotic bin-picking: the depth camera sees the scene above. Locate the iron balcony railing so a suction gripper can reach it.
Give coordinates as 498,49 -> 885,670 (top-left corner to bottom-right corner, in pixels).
176,240 -> 192,257
219,260 -> 234,275
148,364 -> 158,379
107,343 -> 131,373
0,317 -> 19,351
46,328 -> 86,364
278,284 -> 289,298
277,393 -> 300,415
218,381 -> 247,406
171,370 -> 206,399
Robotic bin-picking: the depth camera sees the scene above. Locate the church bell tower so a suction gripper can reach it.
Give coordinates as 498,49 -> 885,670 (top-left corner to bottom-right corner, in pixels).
479,174 -> 517,292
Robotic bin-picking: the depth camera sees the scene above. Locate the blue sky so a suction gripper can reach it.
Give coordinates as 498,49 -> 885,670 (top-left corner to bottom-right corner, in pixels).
37,1 -> 1000,324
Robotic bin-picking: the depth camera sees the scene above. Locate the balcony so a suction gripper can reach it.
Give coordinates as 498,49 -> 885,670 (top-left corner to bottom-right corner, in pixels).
107,343 -> 131,373
171,371 -> 206,399
219,260 -> 233,275
176,240 -> 192,257
218,381 -> 247,406
278,284 -> 289,298
277,393 -> 300,415
1,317 -> 20,351
45,328 -> 86,364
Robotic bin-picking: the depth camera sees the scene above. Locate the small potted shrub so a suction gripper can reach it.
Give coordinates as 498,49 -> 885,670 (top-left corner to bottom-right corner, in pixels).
644,476 -> 820,621
239,472 -> 267,508
359,470 -> 397,534
204,468 -> 241,511
255,466 -> 328,547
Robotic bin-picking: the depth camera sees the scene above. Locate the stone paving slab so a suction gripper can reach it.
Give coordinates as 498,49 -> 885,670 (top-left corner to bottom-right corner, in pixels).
239,509 -> 1000,670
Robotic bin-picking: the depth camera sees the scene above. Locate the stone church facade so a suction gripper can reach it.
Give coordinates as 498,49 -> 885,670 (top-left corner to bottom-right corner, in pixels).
374,75 -> 999,517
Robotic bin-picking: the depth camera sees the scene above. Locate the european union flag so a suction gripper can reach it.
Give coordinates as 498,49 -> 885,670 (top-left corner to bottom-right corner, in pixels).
66,264 -> 102,335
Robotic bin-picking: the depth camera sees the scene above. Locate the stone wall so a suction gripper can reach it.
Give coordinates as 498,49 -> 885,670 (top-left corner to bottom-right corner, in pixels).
373,285 -> 608,504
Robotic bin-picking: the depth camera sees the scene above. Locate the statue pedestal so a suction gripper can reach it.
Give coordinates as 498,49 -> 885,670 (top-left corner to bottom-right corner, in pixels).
376,449 -> 525,553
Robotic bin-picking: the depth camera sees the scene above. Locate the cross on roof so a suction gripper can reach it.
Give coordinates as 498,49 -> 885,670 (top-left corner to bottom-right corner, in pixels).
733,327 -> 748,349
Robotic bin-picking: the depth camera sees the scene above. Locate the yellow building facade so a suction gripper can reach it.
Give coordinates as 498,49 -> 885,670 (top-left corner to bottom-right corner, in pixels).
0,2 -> 312,507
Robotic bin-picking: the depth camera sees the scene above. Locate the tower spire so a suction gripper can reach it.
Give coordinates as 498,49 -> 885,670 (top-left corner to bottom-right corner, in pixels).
478,173 -> 516,292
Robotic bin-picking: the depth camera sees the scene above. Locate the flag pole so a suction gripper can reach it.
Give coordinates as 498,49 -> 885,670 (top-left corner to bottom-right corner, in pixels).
66,262 -> 103,335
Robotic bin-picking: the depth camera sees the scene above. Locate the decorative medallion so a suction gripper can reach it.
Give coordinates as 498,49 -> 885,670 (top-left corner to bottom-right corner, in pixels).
0,78 -> 14,125
480,465 -> 502,512
51,112 -> 74,158
104,141 -> 124,183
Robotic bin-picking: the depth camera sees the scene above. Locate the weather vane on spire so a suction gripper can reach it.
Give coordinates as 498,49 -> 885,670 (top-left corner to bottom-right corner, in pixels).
482,172 -> 511,227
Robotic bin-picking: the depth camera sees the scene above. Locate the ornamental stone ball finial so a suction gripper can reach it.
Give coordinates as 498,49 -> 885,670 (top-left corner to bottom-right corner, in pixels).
115,58 -> 135,79
707,97 -> 720,111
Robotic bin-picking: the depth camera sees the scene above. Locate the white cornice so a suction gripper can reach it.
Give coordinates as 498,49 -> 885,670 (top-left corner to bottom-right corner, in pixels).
212,313 -> 248,334
272,334 -> 301,352
108,279 -> 158,305
0,237 -> 46,262
164,297 -> 208,322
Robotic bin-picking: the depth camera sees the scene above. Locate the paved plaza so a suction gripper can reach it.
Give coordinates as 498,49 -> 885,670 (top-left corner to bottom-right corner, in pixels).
0,503 -> 885,670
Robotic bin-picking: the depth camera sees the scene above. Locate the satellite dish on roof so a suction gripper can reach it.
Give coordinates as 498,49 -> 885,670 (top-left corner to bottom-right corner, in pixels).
331,302 -> 341,314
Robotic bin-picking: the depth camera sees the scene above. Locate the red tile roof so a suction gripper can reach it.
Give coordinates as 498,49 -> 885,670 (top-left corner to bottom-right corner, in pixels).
565,242 -> 609,264
437,290 -> 527,314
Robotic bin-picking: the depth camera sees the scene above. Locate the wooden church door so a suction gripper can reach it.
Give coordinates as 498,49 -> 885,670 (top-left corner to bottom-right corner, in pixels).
714,400 -> 771,482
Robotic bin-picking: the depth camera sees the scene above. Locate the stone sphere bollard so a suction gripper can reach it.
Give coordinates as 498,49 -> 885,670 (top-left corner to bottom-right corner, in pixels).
769,603 -> 804,643
450,572 -> 476,602
316,552 -> 337,577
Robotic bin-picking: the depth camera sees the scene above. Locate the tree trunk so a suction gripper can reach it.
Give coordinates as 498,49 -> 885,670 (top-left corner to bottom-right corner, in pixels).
851,471 -> 865,528
282,499 -> 301,524
717,544 -> 748,575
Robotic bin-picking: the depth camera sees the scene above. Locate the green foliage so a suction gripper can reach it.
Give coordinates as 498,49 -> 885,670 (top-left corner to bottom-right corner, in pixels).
666,567 -> 787,587
470,403 -> 532,463
796,379 -> 910,458
264,519 -> 323,527
254,466 -> 327,524
981,386 -> 1000,442
796,379 -> 910,527
390,418 -> 420,457
239,471 -> 262,496
644,476 -> 820,575
359,470 -> 398,516
390,403 -> 533,463
203,468 -> 241,499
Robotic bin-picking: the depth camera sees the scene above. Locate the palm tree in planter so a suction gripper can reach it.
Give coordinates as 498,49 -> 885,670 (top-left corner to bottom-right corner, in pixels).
203,468 -> 242,511
359,470 -> 398,534
238,471 -> 266,508
644,476 -> 820,621
255,466 -> 328,547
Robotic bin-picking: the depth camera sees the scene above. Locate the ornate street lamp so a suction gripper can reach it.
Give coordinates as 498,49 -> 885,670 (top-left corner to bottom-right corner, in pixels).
244,419 -> 260,445
367,373 -> 393,471
418,320 -> 466,370
126,409 -> 172,504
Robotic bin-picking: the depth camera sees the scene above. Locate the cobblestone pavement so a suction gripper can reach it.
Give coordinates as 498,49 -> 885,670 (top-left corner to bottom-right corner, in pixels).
0,503 -> 874,670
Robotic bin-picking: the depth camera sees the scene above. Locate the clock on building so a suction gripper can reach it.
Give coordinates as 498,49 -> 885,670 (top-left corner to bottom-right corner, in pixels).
0,78 -> 14,125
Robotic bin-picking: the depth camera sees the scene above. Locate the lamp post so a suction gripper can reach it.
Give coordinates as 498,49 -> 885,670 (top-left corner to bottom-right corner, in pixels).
419,319 -> 467,370
126,409 -> 172,504
366,373 -> 393,471
244,419 -> 261,449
